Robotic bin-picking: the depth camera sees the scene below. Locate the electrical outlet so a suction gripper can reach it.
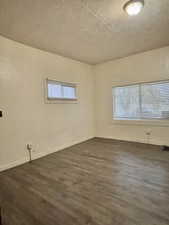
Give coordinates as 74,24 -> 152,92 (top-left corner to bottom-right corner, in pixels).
26,144 -> 33,163
145,129 -> 152,144
26,144 -> 32,151
146,129 -> 151,136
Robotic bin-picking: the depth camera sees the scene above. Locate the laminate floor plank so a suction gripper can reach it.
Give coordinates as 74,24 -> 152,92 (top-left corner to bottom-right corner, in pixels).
0,138 -> 169,225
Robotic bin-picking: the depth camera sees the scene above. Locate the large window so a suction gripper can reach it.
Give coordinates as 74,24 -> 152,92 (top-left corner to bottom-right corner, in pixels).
113,81 -> 169,120
47,79 -> 77,101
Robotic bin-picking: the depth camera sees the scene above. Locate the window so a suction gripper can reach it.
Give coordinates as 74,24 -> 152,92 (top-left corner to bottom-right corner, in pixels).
113,80 -> 169,120
47,79 -> 77,101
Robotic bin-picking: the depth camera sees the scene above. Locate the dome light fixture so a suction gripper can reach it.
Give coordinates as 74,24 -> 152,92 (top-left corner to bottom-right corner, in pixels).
123,0 -> 144,16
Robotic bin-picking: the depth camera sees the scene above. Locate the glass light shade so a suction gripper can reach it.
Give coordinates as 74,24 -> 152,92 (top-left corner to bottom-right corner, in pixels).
124,0 -> 144,16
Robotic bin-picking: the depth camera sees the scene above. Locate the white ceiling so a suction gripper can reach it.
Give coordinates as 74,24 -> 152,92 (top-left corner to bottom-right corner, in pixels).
0,0 -> 169,64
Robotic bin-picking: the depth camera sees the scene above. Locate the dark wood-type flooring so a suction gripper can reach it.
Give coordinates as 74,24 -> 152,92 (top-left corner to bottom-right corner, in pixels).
0,138 -> 169,225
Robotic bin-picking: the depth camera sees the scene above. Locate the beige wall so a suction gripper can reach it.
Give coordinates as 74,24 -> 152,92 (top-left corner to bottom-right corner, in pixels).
1,35 -> 169,171
94,47 -> 169,146
0,36 -> 95,171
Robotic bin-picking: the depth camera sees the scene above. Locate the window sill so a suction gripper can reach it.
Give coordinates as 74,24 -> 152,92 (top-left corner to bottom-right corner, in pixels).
45,98 -> 78,104
112,118 -> 169,127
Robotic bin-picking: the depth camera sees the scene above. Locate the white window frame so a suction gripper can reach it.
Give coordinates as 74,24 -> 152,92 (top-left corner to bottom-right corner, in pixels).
112,80 -> 169,127
45,79 -> 78,104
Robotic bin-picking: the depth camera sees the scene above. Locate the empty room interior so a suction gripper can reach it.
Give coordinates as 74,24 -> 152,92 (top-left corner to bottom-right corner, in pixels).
1,0 -> 169,224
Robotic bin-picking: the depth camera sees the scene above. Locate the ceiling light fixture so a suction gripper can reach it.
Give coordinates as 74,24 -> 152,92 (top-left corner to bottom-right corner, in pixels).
123,0 -> 144,16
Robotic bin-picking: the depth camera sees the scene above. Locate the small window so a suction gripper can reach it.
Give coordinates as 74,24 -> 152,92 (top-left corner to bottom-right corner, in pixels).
46,79 -> 77,101
113,80 -> 169,120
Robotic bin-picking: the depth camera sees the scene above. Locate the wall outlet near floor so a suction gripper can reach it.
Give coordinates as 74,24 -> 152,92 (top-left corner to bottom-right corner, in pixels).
145,129 -> 152,144
26,144 -> 33,163
145,129 -> 152,136
26,143 -> 33,151
26,143 -> 36,152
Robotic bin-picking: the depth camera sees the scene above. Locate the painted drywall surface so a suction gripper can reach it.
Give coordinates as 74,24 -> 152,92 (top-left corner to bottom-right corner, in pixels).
0,36 -> 95,171
94,47 -> 169,146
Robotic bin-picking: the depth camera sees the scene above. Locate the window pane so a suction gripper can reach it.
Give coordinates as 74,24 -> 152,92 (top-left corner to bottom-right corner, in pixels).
63,86 -> 76,99
113,85 -> 140,119
48,83 -> 62,98
141,82 -> 169,119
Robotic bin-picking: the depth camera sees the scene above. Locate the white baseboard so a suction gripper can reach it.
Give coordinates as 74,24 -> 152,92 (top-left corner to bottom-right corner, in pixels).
0,157 -> 28,172
1,135 -> 166,172
0,136 -> 94,172
96,135 -> 166,146
33,136 -> 94,160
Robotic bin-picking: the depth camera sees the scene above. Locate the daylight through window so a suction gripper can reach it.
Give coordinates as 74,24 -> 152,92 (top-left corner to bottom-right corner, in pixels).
47,80 -> 77,101
113,81 -> 169,120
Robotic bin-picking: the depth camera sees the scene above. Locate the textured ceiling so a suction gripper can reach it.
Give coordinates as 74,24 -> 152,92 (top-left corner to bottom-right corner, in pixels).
0,0 -> 169,64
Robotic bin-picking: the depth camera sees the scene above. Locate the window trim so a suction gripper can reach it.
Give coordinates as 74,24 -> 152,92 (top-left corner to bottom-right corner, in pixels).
112,79 -> 169,89
112,79 -> 169,125
45,79 -> 78,103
